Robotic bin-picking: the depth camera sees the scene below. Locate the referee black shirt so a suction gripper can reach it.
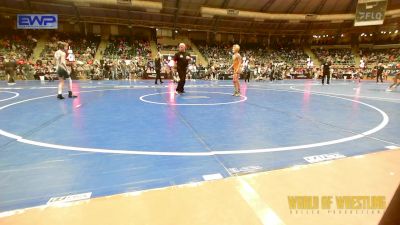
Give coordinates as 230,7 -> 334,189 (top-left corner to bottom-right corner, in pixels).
155,57 -> 161,71
322,61 -> 331,75
377,65 -> 384,76
174,52 -> 190,72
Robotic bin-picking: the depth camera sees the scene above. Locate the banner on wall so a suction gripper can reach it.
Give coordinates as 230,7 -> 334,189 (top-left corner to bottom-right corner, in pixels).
354,0 -> 388,26
17,14 -> 58,29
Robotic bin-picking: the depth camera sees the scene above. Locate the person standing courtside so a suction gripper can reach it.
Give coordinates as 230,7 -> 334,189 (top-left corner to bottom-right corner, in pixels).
243,57 -> 250,83
174,43 -> 191,94
4,54 -> 17,85
376,63 -> 384,83
154,53 -> 163,84
321,58 -> 332,85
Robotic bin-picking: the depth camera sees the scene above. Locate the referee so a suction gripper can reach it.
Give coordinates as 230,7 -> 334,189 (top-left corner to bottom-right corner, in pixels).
321,59 -> 332,85
154,53 -> 163,84
174,43 -> 191,94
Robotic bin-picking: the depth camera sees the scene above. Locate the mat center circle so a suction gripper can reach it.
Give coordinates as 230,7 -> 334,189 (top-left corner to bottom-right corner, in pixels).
139,91 -> 247,106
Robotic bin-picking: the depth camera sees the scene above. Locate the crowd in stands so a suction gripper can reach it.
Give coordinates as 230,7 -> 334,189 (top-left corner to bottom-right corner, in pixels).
28,32 -> 100,80
195,42 -> 310,80
104,36 -> 151,59
273,47 -> 308,68
0,30 -> 37,62
196,43 -> 231,68
40,32 -> 100,64
312,48 -> 355,66
73,59 -> 146,80
0,31 -> 38,80
26,34 -> 154,81
2,29 -> 400,82
0,56 -> 36,81
96,37 -> 154,80
359,48 -> 400,66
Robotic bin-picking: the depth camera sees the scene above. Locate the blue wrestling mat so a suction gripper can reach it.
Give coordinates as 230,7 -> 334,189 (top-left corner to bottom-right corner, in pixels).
0,79 -> 399,211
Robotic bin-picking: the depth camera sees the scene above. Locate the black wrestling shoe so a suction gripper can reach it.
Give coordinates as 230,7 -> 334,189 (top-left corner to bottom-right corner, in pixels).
68,91 -> 77,98
57,94 -> 65,100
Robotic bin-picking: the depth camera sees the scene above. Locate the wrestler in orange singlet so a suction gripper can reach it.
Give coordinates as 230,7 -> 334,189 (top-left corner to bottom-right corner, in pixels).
230,44 -> 242,96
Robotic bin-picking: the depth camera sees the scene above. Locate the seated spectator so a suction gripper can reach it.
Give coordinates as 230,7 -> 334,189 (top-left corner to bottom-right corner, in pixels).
312,48 -> 355,67
360,48 -> 400,68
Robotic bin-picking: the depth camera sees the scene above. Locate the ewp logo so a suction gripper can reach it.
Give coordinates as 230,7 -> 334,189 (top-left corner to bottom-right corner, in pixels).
17,14 -> 58,29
